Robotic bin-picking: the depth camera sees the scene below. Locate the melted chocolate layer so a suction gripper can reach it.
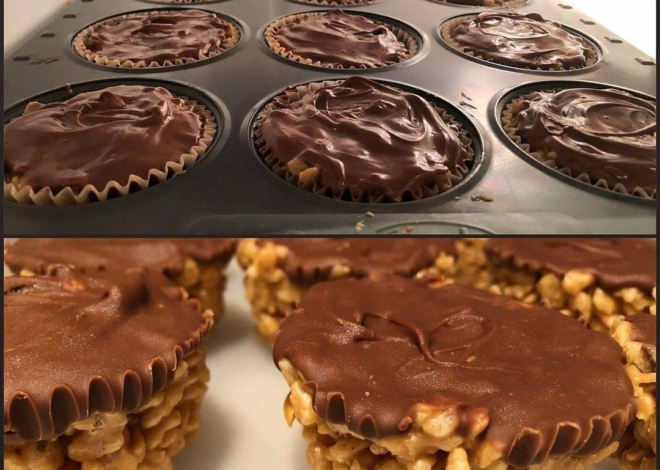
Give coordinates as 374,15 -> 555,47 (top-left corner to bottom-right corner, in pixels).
4,85 -> 203,192
514,88 -> 656,193
82,9 -> 235,64
274,277 -> 633,467
5,238 -> 236,277
4,265 -> 212,443
272,11 -> 407,68
485,238 -> 656,293
259,77 -> 473,201
625,314 -> 657,348
450,12 -> 589,70
258,238 -> 456,285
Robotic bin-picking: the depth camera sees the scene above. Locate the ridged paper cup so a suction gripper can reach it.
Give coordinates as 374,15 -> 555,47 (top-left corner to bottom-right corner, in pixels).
265,11 -> 418,70
440,15 -> 599,72
73,10 -> 240,69
501,90 -> 656,200
4,95 -> 217,206
253,79 -> 476,203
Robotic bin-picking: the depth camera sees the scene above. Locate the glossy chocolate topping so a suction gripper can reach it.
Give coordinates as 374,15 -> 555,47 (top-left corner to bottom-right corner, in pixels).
4,85 -> 203,192
514,88 -> 656,193
82,9 -> 235,64
274,277 -> 634,467
450,12 -> 589,70
485,238 -> 656,293
5,238 -> 236,277
4,265 -> 212,443
272,11 -> 408,68
259,77 -> 472,201
625,314 -> 657,349
258,238 -> 456,285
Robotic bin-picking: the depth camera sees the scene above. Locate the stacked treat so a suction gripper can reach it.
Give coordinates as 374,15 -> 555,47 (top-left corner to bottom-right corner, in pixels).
4,3 -> 656,205
237,238 -> 657,470
3,239 -> 236,470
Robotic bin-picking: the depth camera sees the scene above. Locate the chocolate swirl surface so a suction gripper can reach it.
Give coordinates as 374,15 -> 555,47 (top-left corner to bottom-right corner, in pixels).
274,277 -> 634,467
4,265 -> 213,443
81,9 -> 235,64
258,77 -> 472,201
449,12 -> 589,70
5,238 -> 236,277
4,85 -> 203,192
271,11 -> 408,68
485,238 -> 656,293
257,238 -> 456,285
514,89 -> 657,193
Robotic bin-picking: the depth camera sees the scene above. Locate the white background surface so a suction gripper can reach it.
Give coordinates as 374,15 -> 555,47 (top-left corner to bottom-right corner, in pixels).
3,0 -> 657,56
3,258 -> 621,470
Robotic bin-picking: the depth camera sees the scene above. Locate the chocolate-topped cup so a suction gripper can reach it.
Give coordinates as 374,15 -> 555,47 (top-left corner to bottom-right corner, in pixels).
73,9 -> 240,68
237,238 -> 481,343
612,314 -> 657,470
4,85 -> 216,205
442,12 -> 598,70
254,77 -> 475,203
480,238 -> 657,331
502,87 -> 656,199
274,276 -> 635,470
265,11 -> 417,70
5,238 -> 237,316
4,265 -> 213,469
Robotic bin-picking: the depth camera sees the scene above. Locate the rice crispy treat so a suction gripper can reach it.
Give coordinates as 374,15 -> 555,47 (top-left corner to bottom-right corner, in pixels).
237,238 -> 473,343
274,276 -> 635,470
611,314 -> 657,470
4,238 -> 236,317
479,239 -> 656,333
4,265 -> 213,470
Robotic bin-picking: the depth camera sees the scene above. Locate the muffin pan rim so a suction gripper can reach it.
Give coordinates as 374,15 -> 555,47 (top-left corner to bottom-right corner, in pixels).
257,9 -> 430,74
66,6 -> 251,74
244,76 -> 489,207
436,12 -> 605,75
3,77 -> 232,207
490,79 -> 657,206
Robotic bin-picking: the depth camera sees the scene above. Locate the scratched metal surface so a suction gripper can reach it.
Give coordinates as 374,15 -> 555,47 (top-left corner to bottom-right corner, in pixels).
3,0 -> 656,235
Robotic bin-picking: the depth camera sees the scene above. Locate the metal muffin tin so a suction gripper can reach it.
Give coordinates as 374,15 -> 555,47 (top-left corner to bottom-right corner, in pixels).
3,0 -> 656,235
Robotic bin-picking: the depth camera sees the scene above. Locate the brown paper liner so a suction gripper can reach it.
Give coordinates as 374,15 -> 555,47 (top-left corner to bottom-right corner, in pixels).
441,15 -> 599,72
253,80 -> 476,203
73,10 -> 240,69
265,12 -> 418,70
292,0 -> 381,5
501,90 -> 656,200
4,96 -> 217,206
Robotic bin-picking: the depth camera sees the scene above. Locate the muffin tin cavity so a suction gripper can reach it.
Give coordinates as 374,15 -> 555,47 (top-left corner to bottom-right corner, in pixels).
71,9 -> 244,71
262,10 -> 427,72
494,81 -> 656,203
4,78 -> 228,205
249,78 -> 485,205
439,13 -> 603,74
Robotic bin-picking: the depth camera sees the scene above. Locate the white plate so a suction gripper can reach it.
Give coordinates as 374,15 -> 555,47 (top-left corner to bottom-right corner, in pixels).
172,260 -> 620,470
